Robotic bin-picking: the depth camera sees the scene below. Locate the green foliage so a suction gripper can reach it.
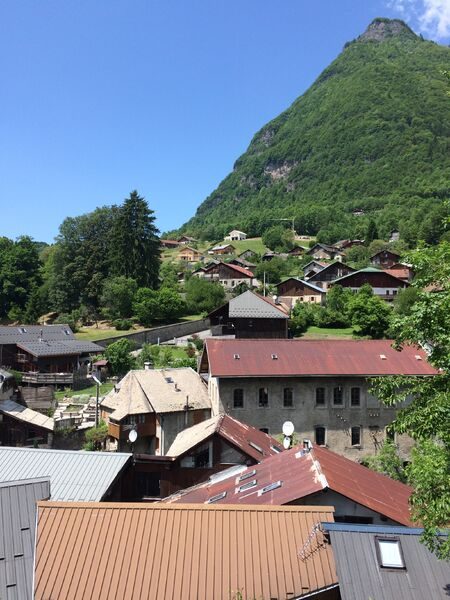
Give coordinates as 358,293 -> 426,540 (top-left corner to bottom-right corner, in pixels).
366,220 -> 379,244
105,339 -> 135,376
133,288 -> 186,327
361,440 -> 407,483
255,257 -> 295,285
180,29 -> 450,246
83,421 -> 108,451
345,245 -> 370,269
113,319 -> 133,331
262,225 -> 294,252
370,241 -> 450,559
349,285 -> 392,338
393,286 -> 419,316
101,276 -> 138,320
137,344 -> 196,369
184,277 -> 226,314
290,303 -> 320,336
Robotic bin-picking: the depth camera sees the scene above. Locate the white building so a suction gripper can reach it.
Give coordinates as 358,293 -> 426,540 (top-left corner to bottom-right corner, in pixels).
225,230 -> 247,241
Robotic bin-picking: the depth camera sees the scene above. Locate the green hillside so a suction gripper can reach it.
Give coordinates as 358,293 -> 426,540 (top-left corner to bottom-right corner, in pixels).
179,18 -> 450,246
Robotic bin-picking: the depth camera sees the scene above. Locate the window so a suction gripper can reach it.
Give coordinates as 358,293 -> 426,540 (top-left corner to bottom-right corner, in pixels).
283,388 -> 293,408
233,389 -> 244,408
376,538 -> 405,569
315,426 -> 326,446
351,387 -> 361,406
258,388 -> 269,407
351,426 -> 361,446
316,388 -> 325,406
333,387 -> 343,405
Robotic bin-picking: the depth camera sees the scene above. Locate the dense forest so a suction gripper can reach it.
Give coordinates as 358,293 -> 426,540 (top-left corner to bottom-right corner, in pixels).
175,18 -> 450,245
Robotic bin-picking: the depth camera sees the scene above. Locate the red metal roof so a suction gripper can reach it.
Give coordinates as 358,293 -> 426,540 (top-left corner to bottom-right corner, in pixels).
384,268 -> 411,280
217,414 -> 284,459
204,339 -> 437,377
163,444 -> 414,526
223,262 -> 254,277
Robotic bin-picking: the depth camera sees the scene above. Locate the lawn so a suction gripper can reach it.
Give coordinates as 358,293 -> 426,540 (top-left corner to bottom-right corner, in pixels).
301,326 -> 354,339
229,237 -> 267,255
55,382 -> 115,401
75,328 -> 130,342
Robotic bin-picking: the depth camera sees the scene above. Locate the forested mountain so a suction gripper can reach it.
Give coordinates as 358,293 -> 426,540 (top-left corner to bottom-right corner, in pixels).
179,18 -> 450,245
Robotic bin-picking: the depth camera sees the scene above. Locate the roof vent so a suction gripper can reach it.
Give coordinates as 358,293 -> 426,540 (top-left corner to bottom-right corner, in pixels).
206,491 -> 226,504
415,355 -> 422,361
18,327 -> 27,334
258,481 -> 282,496
236,479 -> 257,493
379,354 -> 387,360
233,354 -> 240,360
237,469 -> 257,483
248,441 -> 263,454
271,354 -> 278,360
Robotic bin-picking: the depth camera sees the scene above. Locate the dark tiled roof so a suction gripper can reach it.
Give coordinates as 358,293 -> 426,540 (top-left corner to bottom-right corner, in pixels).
0,325 -> 75,345
0,477 -> 50,600
229,291 -> 288,319
17,340 -> 104,357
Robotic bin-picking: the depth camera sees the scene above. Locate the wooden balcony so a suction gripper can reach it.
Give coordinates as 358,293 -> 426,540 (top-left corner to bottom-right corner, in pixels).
108,417 -> 156,440
22,372 -> 74,385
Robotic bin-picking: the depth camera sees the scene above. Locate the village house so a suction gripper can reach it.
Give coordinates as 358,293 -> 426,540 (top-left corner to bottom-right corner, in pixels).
332,266 -> 409,300
303,259 -> 328,278
334,239 -> 365,250
133,414 -> 283,498
164,442 -> 414,527
34,502 -> 338,600
0,397 -> 54,446
177,245 -> 204,262
383,262 -> 414,282
224,229 -> 247,241
306,261 -> 356,290
196,261 -> 256,289
177,235 -> 197,245
199,338 -> 437,460
307,243 -> 345,262
237,248 -> 259,261
229,255 -> 256,269
101,367 -> 211,454
287,245 -> 306,256
324,522 -> 450,600
159,239 -> 180,249
208,242 -> 236,255
389,228 -> 400,242
276,277 -> 326,306
370,249 -> 401,268
208,290 -> 289,338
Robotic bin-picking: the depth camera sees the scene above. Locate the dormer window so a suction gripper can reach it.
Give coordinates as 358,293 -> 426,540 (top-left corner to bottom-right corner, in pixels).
376,537 -> 405,569
18,327 -> 27,334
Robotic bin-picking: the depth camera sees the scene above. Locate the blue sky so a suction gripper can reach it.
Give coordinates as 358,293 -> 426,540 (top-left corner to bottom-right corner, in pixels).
1,0 -> 449,242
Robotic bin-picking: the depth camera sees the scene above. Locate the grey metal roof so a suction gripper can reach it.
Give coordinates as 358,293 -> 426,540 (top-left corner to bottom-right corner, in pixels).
229,290 -> 288,319
0,477 -> 50,600
0,325 -> 75,344
0,447 -> 132,501
0,399 -> 54,431
276,277 -> 326,294
324,523 -> 450,599
16,340 -> 104,357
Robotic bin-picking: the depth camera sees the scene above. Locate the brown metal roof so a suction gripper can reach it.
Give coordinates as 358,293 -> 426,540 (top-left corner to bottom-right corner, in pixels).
203,339 -> 437,377
162,444 -> 414,526
34,502 -> 337,600
166,414 -> 284,460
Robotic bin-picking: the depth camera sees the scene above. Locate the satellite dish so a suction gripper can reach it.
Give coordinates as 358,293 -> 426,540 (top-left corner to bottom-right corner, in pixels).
283,436 -> 291,450
282,421 -> 294,437
128,429 -> 138,443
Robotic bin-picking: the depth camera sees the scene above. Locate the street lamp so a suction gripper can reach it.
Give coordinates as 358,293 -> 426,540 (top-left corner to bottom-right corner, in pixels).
91,374 -> 101,427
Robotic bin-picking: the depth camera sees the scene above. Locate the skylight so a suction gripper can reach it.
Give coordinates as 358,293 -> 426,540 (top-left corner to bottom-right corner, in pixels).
236,480 -> 257,493
270,445 -> 282,453
248,441 -> 263,454
377,538 -> 405,569
237,469 -> 256,483
207,491 -> 227,504
233,354 -> 240,360
18,327 -> 27,334
258,481 -> 282,496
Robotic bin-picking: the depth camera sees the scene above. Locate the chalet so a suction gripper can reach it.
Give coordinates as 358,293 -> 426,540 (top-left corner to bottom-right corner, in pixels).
384,262 -> 414,282
370,249 -> 401,268
334,239 -> 365,250
199,338 -> 437,460
208,243 -> 236,255
0,397 -> 54,446
352,208 -> 365,216
306,262 -> 356,290
261,250 -> 288,261
177,235 -> 197,245
229,256 -> 256,269
276,277 -> 326,305
332,267 -> 409,300
164,443 -> 414,527
208,290 -> 289,338
0,325 -> 103,386
34,502 -> 338,600
389,228 -> 400,242
238,248 -> 259,260
101,367 -> 211,454
324,523 -> 450,600
303,260 -> 327,279
287,245 -> 306,256
177,245 -> 203,262
307,243 -> 345,262
224,229 -> 247,241
198,261 -> 255,289
160,239 -> 180,249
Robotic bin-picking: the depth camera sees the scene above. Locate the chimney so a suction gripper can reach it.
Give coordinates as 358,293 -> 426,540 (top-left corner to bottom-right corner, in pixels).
303,439 -> 312,452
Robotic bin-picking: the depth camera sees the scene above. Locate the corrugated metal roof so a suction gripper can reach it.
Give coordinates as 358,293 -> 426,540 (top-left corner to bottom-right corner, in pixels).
34,502 -> 337,600
276,277 -> 326,293
166,414 -> 284,459
0,447 -> 131,501
16,339 -> 104,357
204,339 -> 437,377
229,290 -> 288,319
0,477 -> 50,600
333,267 -> 408,286
162,444 -> 414,526
0,399 -> 54,431
0,324 -> 75,344
324,523 -> 450,599
102,367 -> 210,420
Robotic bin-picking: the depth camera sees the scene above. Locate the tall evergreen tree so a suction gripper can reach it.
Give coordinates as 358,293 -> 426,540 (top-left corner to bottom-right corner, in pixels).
111,191 -> 160,288
366,220 -> 379,245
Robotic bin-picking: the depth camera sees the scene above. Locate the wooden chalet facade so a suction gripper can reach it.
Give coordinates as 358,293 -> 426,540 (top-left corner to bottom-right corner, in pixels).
177,246 -> 203,262
307,243 -> 345,262
332,267 -> 409,301
307,262 -> 356,290
197,261 -> 255,289
209,243 -> 236,255
276,278 -> 326,305
208,290 -> 289,338
370,249 -> 401,268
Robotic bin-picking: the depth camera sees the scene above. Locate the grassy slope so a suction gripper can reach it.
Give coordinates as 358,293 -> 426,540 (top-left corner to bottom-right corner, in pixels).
301,326 -> 354,339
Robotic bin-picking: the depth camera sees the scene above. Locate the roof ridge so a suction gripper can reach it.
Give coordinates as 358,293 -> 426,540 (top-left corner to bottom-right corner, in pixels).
37,501 -> 336,512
